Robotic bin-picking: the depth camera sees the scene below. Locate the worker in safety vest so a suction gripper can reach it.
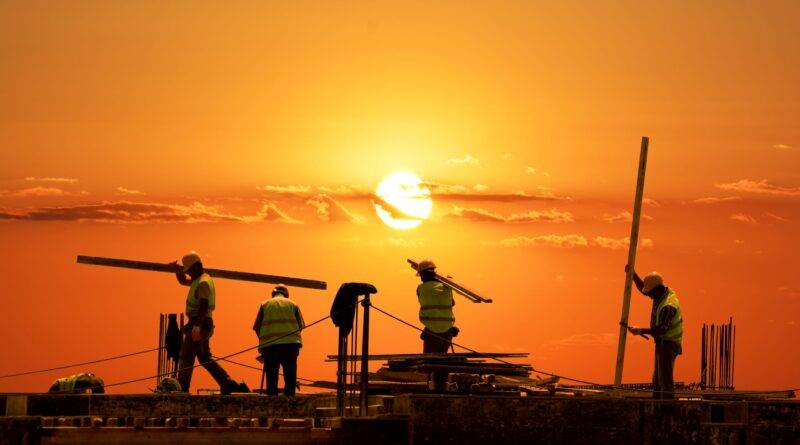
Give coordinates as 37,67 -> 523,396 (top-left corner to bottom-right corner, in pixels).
48,373 -> 105,394
170,252 -> 239,394
416,260 -> 457,354
625,265 -> 683,399
253,284 -> 305,396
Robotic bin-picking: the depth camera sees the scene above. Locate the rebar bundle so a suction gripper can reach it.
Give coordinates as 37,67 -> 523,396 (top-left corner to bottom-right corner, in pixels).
700,317 -> 735,390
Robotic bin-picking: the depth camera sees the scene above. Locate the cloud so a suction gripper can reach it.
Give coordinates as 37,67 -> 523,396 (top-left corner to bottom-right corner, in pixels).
716,179 -> 800,197
0,201 -> 301,224
473,184 -> 489,192
730,213 -> 758,225
525,166 -> 549,176
306,194 -> 364,223
541,333 -> 616,351
426,182 -> 568,202
643,198 -> 661,207
599,211 -> 653,223
24,177 -> 78,183
446,154 -> 479,165
693,196 -> 742,204
482,234 -> 589,248
115,187 -> 144,196
592,236 -> 654,250
257,185 -> 314,195
449,205 -> 574,223
501,153 -> 513,160
773,144 -> 792,150
1,186 -> 68,197
764,212 -> 788,222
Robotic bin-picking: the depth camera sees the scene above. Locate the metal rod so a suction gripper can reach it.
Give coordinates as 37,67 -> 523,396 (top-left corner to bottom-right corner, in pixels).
407,259 -> 491,303
157,314 -> 164,387
77,255 -> 327,290
614,136 -> 650,388
359,294 -> 371,416
731,324 -> 736,389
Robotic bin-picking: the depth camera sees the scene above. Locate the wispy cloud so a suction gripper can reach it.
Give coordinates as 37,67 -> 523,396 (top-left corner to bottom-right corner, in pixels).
716,179 -> 800,197
482,234 -> 589,248
501,153 -> 513,160
446,154 -> 479,165
306,194 -> 364,223
0,201 -> 301,224
730,213 -> 758,225
115,187 -> 144,196
599,211 -> 653,223
483,234 -> 653,249
693,196 -> 741,204
525,166 -> 549,176
1,187 -> 69,197
643,198 -> 661,207
449,206 -> 574,223
764,212 -> 789,222
24,177 -> 79,183
426,182 -> 568,202
773,144 -> 792,150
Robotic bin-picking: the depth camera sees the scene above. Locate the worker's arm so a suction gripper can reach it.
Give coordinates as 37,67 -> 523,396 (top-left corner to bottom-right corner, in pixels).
640,306 -> 677,337
169,261 -> 192,286
252,307 -> 263,336
295,305 -> 306,330
625,264 -> 644,292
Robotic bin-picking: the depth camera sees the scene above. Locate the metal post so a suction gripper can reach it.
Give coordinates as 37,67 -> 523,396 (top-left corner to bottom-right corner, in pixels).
359,294 -> 371,416
614,136 -> 650,388
157,314 -> 164,387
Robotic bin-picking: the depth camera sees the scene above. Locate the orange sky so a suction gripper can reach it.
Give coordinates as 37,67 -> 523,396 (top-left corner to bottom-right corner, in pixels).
1,1 -> 799,393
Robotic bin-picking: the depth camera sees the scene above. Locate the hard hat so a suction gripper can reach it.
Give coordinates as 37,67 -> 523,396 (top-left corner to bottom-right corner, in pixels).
272,284 -> 289,297
155,377 -> 182,393
416,260 -> 436,275
180,251 -> 201,272
641,272 -> 664,294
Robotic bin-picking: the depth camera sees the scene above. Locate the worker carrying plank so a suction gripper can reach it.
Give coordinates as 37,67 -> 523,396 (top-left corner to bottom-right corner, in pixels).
416,260 -> 459,354
169,251 -> 244,395
624,264 -> 684,399
253,284 -> 305,396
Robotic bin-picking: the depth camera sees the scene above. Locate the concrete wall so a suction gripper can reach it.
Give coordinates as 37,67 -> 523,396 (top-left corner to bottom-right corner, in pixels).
393,394 -> 800,445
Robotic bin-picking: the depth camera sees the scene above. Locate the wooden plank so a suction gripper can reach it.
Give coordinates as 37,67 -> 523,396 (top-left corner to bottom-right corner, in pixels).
613,136 -> 650,388
77,255 -> 327,290
325,352 -> 529,361
407,259 -> 492,303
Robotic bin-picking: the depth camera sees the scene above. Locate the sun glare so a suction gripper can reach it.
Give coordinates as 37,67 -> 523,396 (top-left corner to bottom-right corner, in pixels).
374,172 -> 433,230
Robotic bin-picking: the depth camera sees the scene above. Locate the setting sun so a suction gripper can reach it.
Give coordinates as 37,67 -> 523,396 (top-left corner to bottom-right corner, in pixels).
373,172 -> 433,230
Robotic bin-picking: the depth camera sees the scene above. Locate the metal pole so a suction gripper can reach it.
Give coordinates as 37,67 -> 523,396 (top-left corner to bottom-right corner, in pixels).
359,294 -> 371,416
157,314 -> 164,387
614,136 -> 650,388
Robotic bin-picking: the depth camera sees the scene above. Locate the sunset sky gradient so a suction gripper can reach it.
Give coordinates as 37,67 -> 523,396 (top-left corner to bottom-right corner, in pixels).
1,1 -> 799,393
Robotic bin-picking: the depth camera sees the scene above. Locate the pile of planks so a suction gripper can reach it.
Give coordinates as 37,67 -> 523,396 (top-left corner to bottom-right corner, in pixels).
380,353 -> 532,378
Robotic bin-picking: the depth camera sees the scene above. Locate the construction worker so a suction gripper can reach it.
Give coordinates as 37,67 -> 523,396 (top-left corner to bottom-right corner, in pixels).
416,260 -> 457,354
253,284 -> 305,396
625,265 -> 683,399
48,373 -> 105,394
170,252 -> 240,395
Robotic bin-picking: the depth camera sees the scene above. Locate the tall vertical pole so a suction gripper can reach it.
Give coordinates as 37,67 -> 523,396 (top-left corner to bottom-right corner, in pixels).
157,314 -> 164,387
614,136 -> 650,388
359,294 -> 371,417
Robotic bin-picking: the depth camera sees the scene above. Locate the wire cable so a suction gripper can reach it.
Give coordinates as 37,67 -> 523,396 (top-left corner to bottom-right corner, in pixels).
213,356 -> 316,384
0,346 -> 163,380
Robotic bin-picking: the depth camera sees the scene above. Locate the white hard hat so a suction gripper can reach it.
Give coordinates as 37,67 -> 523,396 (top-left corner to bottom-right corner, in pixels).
272,284 -> 289,297
180,251 -> 201,272
641,272 -> 664,293
416,260 -> 436,275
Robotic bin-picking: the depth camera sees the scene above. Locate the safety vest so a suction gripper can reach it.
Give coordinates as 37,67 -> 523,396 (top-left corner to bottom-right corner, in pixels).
185,274 -> 216,318
655,289 -> 683,346
417,281 -> 455,333
56,375 -> 78,392
259,297 -> 302,347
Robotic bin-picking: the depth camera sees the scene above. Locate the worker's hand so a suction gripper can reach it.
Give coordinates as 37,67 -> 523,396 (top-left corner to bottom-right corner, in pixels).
190,326 -> 202,342
627,326 -> 643,336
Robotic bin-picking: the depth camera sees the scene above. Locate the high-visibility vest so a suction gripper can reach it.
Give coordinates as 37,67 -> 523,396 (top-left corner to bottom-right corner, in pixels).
56,375 -> 78,392
655,289 -> 683,346
417,281 -> 455,333
259,297 -> 302,347
185,274 -> 216,318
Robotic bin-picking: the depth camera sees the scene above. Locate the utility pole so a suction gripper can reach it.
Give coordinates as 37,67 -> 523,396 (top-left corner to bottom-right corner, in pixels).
613,136 -> 650,388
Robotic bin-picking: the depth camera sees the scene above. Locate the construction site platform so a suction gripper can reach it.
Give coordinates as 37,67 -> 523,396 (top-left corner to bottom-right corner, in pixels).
1,392 -> 799,444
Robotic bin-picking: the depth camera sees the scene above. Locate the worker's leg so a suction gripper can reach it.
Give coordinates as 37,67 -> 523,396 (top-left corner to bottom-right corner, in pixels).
430,330 -> 453,354
281,345 -> 300,396
263,346 -> 281,396
176,331 -> 198,393
656,343 -> 677,400
652,346 -> 662,399
196,328 -> 234,392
